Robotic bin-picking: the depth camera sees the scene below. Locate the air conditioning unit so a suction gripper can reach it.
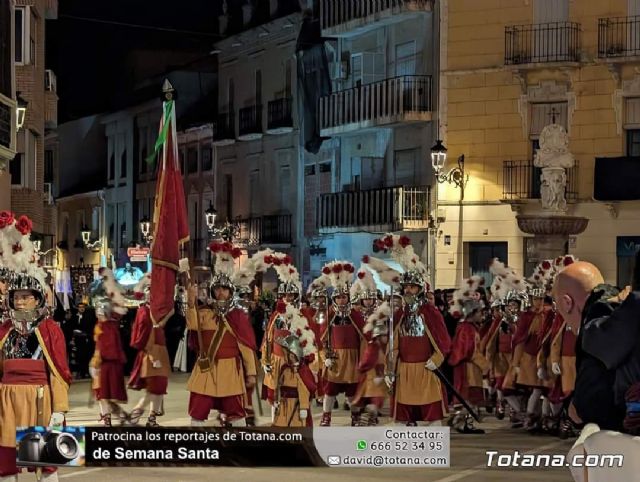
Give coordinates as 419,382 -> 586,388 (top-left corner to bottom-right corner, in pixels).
331,60 -> 348,80
45,70 -> 57,92
43,182 -> 53,205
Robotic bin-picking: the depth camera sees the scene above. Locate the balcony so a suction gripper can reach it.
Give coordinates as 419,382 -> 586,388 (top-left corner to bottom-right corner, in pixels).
502,160 -> 579,202
212,112 -> 235,146
318,75 -> 432,137
0,95 -> 16,163
236,214 -> 293,247
320,0 -> 432,38
267,97 -> 293,134
598,16 -> 640,60
505,22 -> 581,67
317,185 -> 431,234
238,105 -> 263,141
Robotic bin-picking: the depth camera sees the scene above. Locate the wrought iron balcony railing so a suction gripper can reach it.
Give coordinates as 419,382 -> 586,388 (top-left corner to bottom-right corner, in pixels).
505,22 -> 581,65
598,16 -> 640,58
502,160 -> 578,202
267,97 -> 293,132
318,75 -> 432,134
320,0 -> 432,33
239,105 -> 263,138
212,112 -> 235,143
317,185 -> 431,232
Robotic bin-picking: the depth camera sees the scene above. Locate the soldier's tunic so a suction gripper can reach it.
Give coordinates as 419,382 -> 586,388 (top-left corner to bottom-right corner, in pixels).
128,303 -> 171,395
390,303 -> 452,422
261,306 -> 292,403
301,306 -> 327,400
354,335 -> 388,407
90,314 -> 127,402
511,308 -> 554,389
186,305 -> 257,421
483,314 -> 516,391
318,309 -> 366,397
449,320 -> 489,406
0,318 -> 72,477
546,313 -> 577,403
272,363 -> 316,427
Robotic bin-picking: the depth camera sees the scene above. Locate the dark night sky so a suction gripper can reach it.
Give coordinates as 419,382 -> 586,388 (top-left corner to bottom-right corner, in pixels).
48,0 -> 224,122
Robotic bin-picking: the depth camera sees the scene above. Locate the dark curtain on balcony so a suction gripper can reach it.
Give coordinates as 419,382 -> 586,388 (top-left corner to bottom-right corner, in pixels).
296,9 -> 331,154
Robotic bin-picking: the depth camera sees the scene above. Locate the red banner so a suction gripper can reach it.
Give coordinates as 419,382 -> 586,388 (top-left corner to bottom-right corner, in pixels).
149,101 -> 189,325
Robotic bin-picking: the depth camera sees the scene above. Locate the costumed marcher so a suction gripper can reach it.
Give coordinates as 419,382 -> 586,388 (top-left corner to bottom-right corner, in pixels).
368,234 -> 451,426
0,212 -> 72,482
271,304 -> 317,427
259,252 -> 304,418
186,241 -> 257,427
304,272 -> 331,406
351,263 -> 387,426
448,276 -> 490,434
318,260 -> 366,426
510,266 -> 555,431
127,274 -> 171,427
89,268 -> 130,426
483,259 -> 523,422
534,255 -> 579,437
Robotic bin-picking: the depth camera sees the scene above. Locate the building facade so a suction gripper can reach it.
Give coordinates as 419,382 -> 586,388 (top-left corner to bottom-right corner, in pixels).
305,0 -> 439,284
439,0 -> 640,287
10,0 -> 58,253
0,0 -> 17,210
212,9 -> 303,283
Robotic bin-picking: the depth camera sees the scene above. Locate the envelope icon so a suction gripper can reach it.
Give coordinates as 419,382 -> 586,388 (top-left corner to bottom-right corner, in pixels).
327,456 -> 341,466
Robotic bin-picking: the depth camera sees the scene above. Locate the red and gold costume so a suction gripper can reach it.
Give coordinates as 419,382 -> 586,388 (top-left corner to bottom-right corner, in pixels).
354,336 -> 388,408
511,308 -> 554,389
540,313 -> 576,403
318,308 -> 366,397
260,306 -> 290,403
0,318 -> 72,478
90,314 -> 128,402
272,362 -> 316,427
186,305 -> 257,422
483,313 -> 516,391
128,303 -> 170,395
390,303 -> 451,423
449,320 -> 489,406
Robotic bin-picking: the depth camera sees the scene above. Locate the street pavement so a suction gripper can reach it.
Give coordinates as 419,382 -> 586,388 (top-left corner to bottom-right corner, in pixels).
54,372 -> 575,482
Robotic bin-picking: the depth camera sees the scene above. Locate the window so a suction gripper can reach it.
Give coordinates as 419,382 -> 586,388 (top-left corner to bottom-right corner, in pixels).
224,174 -> 233,220
108,136 -> 115,181
394,149 -> 419,186
120,148 -> 127,179
395,41 -> 417,76
228,78 -> 235,111
255,69 -> 262,106
304,165 -> 316,176
319,163 -> 331,173
187,147 -> 198,174
627,130 -> 640,156
285,60 -> 292,97
249,170 -> 260,215
10,153 -> 22,185
529,102 -> 568,138
91,207 -> 100,235
279,165 -> 291,209
15,7 -> 24,63
0,1 -> 11,96
139,127 -> 148,174
201,146 -> 213,171
29,9 -> 36,66
76,210 -> 85,234
44,149 -> 54,183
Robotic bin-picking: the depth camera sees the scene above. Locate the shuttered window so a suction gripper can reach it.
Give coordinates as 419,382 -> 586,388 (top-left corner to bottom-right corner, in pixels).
529,102 -> 568,138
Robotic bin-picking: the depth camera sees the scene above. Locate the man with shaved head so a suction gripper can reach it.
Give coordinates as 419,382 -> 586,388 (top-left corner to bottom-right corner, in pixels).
553,260 -> 640,432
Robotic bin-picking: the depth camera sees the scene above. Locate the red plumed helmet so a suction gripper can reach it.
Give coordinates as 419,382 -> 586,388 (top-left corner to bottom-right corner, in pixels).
322,266 -> 331,275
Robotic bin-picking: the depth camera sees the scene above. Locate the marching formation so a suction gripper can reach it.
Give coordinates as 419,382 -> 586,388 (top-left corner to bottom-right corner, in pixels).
0,211 -> 584,480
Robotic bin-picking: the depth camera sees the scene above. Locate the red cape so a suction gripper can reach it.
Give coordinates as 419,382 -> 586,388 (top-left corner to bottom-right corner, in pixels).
190,308 -> 256,352
394,303 -> 452,355
448,321 -> 478,367
512,309 -> 554,348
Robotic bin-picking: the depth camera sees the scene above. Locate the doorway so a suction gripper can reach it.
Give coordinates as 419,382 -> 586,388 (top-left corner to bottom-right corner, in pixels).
467,242 -> 508,288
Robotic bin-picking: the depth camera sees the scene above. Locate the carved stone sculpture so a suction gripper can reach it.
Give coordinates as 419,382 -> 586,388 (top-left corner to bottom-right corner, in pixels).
534,124 -> 575,212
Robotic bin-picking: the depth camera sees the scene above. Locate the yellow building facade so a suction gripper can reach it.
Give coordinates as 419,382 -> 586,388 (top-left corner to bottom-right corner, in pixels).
437,0 -> 640,287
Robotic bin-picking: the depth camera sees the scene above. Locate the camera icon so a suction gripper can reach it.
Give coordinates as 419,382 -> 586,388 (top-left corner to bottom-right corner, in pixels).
18,430 -> 80,466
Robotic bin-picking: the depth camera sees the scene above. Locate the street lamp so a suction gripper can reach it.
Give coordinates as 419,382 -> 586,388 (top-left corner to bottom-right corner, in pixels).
16,94 -> 27,131
430,140 -> 467,190
204,203 -> 240,242
139,216 -> 152,246
80,225 -> 102,251
32,238 -> 55,257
